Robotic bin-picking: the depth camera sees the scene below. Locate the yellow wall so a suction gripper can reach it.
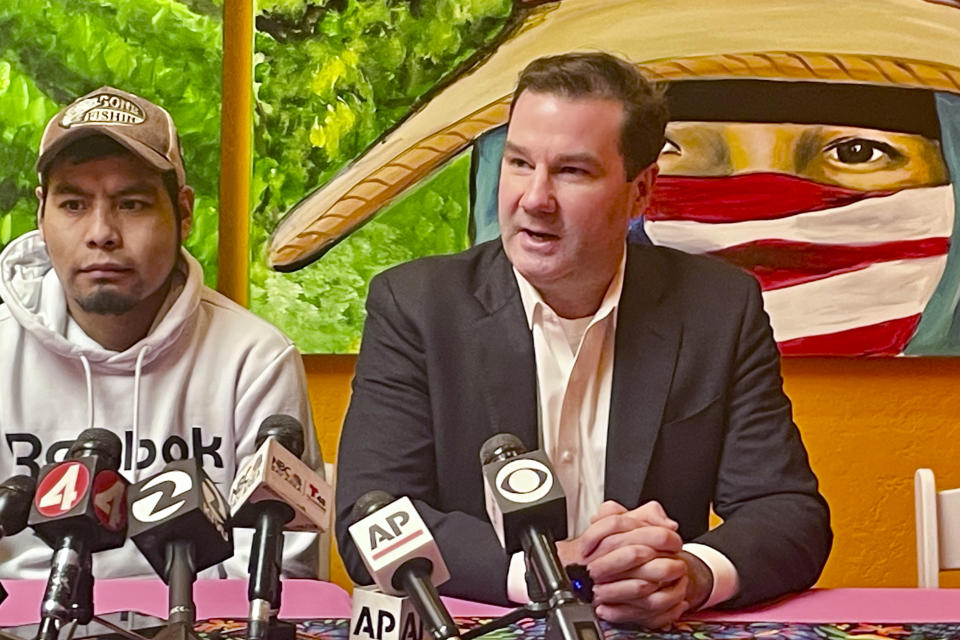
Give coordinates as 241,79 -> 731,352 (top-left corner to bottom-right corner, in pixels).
783,358 -> 960,588
219,1 -> 960,592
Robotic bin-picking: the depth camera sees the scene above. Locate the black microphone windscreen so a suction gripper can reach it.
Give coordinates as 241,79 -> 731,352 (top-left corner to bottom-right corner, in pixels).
0,474 -> 37,537
352,490 -> 394,521
0,474 -> 37,496
480,433 -> 525,465
255,414 -> 305,457
67,428 -> 122,470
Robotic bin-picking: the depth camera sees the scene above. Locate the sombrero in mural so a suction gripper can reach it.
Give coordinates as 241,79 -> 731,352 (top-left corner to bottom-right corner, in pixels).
267,0 -> 960,273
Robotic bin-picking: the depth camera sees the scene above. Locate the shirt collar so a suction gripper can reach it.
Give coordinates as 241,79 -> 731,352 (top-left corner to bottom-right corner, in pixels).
513,245 -> 627,330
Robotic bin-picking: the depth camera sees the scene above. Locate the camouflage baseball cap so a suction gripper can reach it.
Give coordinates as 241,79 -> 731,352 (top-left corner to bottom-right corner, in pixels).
36,86 -> 186,187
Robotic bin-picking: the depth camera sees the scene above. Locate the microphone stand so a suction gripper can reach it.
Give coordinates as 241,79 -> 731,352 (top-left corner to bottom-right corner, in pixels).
246,503 -> 295,640
33,549 -> 158,640
462,530 -> 598,640
37,534 -> 89,640
461,566 -> 551,640
67,552 -> 94,627
395,559 -> 461,640
151,540 -> 203,640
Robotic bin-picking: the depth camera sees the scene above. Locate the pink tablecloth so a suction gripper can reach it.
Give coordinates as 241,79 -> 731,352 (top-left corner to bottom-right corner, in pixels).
2,583 -> 958,627
0,579 -> 352,626
690,587 -> 960,623
442,588 -> 960,624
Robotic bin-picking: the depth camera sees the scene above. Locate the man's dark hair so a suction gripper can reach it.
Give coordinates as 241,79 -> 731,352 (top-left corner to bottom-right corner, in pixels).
39,135 -> 182,221
510,52 -> 668,179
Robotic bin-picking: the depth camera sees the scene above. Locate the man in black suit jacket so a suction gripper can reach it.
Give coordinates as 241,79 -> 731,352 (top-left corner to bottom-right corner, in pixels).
336,52 -> 830,626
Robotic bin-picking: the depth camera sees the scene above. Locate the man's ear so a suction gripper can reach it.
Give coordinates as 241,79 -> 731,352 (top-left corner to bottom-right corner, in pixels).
177,186 -> 195,241
629,163 -> 659,219
35,186 -> 45,242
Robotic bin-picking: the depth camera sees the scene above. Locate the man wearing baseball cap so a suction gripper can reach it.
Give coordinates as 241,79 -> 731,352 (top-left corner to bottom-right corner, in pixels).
0,87 -> 324,579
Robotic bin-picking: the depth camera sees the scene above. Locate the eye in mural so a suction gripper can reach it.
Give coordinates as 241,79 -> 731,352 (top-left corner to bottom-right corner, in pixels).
645,80 -> 955,356
261,0 -> 960,356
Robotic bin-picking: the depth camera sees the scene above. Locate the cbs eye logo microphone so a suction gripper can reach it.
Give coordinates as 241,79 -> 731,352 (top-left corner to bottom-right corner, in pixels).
480,434 -> 568,554
494,459 -> 554,504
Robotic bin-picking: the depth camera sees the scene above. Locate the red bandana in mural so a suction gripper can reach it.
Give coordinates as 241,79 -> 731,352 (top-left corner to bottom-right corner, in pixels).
646,174 -> 954,355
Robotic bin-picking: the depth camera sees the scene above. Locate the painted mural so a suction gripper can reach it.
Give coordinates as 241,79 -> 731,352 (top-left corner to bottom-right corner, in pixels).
0,0 -> 223,286
257,0 -> 960,356
251,0 -> 515,353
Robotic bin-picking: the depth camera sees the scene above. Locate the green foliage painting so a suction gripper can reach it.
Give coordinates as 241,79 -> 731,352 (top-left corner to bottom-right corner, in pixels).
252,0 -> 515,353
0,0 -> 222,285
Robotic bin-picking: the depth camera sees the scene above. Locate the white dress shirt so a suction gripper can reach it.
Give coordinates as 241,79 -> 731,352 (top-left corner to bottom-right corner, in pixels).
505,248 -> 739,609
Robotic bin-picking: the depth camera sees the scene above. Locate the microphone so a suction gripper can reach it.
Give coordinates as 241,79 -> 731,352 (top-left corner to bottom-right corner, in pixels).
229,415 -> 331,640
28,428 -> 128,640
127,458 -> 233,631
480,434 -> 601,640
349,586 -> 426,640
348,491 -> 460,640
0,474 -> 37,604
0,474 -> 37,538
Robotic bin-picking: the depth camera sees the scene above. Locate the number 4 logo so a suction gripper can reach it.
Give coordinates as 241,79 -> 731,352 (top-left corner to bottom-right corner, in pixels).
93,471 -> 127,532
36,461 -> 90,516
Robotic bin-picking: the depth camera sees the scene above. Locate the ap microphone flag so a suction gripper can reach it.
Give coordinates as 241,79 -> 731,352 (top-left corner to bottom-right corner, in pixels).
349,493 -> 459,640
347,495 -> 449,596
350,586 -> 427,640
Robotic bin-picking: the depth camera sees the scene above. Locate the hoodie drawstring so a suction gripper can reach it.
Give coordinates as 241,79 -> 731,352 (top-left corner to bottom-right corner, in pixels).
131,345 -> 150,482
79,346 -> 150,482
80,355 -> 94,430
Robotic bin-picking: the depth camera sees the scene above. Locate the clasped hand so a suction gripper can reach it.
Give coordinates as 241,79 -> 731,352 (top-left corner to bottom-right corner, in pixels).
555,500 -> 712,628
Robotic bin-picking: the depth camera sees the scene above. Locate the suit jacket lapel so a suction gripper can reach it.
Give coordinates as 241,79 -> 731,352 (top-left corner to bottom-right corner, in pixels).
468,243 -> 539,452
605,244 -> 682,507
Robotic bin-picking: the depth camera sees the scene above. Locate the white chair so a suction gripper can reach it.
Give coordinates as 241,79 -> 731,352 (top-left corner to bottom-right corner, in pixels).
914,468 -> 960,587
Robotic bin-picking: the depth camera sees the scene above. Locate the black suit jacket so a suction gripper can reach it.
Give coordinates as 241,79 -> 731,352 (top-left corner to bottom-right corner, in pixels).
336,240 -> 831,608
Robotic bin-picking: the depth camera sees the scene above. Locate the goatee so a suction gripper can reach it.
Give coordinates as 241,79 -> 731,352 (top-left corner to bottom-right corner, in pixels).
75,291 -> 137,315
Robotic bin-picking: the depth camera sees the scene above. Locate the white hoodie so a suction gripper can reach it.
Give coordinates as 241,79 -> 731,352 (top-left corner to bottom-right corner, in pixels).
0,231 -> 322,579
